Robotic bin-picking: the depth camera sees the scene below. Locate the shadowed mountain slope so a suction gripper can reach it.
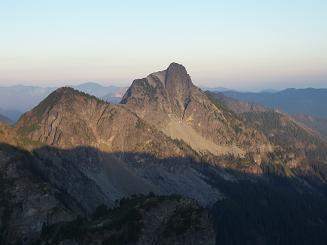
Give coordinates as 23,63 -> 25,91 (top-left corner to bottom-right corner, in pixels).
38,194 -> 216,245
0,141 -> 220,244
1,142 -> 327,245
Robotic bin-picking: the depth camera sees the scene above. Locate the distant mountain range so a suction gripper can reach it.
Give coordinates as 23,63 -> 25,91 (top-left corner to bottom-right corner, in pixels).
202,87 -> 279,93
0,83 -> 127,122
0,85 -> 55,122
200,86 -> 232,92
0,114 -> 12,124
222,88 -> 327,118
72,82 -> 127,99
1,82 -> 325,124
211,91 -> 327,142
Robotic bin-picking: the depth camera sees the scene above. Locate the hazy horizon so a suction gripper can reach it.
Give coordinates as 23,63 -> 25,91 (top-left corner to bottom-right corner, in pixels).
1,79 -> 326,93
1,1 -> 326,90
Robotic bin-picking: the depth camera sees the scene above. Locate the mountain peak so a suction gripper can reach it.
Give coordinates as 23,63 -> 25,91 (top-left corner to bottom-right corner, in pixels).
167,62 -> 187,72
54,86 -> 76,95
121,63 -> 194,117
16,86 -> 106,129
51,86 -> 103,102
39,87 -> 86,107
165,62 -> 193,91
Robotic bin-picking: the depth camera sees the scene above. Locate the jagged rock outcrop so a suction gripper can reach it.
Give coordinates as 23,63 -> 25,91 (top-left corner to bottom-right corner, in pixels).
121,63 -> 272,163
121,63 -> 195,120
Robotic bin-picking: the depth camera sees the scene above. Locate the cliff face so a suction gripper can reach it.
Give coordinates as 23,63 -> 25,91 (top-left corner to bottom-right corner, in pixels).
121,63 -> 194,120
121,63 -> 272,162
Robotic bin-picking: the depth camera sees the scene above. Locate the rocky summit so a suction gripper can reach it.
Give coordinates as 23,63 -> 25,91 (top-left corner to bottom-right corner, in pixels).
1,63 -> 327,245
121,63 -> 272,162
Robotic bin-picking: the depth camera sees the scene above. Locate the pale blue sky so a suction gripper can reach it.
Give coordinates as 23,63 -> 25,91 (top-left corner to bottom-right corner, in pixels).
0,0 -> 326,90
